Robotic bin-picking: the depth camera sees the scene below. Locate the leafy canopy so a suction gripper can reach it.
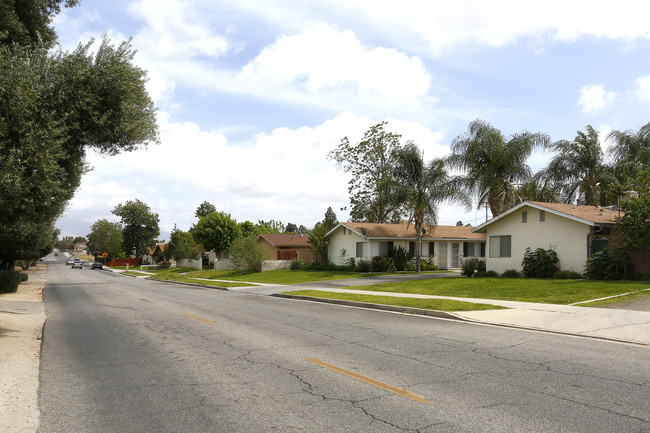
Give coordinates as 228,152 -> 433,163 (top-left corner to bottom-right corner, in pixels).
112,199 -> 160,258
329,121 -> 403,223
193,212 -> 241,255
86,219 -> 123,258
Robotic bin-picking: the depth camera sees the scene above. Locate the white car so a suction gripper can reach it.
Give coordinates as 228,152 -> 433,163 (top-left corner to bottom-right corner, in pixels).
70,258 -> 83,269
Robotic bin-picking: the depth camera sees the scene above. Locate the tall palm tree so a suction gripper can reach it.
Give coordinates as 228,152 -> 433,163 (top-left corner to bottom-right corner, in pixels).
393,142 -> 470,272
607,121 -> 650,183
540,125 -> 613,206
448,119 -> 549,217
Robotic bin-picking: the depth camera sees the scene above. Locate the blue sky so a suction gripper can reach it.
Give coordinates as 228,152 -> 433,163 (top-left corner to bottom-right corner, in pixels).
53,0 -> 650,240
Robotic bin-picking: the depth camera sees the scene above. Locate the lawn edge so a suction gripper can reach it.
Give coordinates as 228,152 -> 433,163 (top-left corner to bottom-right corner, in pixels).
272,293 -> 471,321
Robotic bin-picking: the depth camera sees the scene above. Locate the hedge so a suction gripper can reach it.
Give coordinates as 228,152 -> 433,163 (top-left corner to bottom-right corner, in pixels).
0,270 -> 25,294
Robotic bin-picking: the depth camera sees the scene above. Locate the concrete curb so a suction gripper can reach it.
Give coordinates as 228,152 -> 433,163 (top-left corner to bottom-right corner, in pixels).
272,293 -> 471,321
273,294 -> 650,347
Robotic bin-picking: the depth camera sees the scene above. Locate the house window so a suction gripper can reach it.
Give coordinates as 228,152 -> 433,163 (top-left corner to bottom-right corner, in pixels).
342,227 -> 346,235
489,235 -> 511,258
540,210 -> 546,222
356,242 -> 366,258
409,242 -> 415,255
522,211 -> 527,223
464,243 -> 481,257
379,241 -> 393,257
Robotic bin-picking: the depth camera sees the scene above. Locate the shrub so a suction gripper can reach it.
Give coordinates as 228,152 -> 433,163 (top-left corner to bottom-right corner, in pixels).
230,236 -> 266,272
502,269 -> 520,278
477,260 -> 486,272
371,256 -> 388,272
356,259 -> 371,272
521,247 -> 559,278
290,259 -> 304,270
20,273 -> 29,282
584,249 -> 625,280
553,270 -> 583,279
0,270 -> 23,294
474,270 -> 498,277
390,246 -> 410,271
460,257 -> 479,277
419,258 -> 438,271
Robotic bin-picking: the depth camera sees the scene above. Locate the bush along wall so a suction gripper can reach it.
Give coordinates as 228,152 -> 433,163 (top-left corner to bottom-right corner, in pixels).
0,270 -> 24,293
521,247 -> 559,278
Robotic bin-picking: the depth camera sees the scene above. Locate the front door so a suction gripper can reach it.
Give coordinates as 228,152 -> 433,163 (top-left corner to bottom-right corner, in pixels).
451,242 -> 460,268
438,242 -> 448,269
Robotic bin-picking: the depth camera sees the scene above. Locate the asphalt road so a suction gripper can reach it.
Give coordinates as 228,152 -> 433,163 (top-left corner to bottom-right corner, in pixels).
38,259 -> 650,432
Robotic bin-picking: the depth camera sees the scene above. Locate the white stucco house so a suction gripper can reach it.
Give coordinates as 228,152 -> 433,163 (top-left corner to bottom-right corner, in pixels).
326,222 -> 486,269
471,201 -> 618,274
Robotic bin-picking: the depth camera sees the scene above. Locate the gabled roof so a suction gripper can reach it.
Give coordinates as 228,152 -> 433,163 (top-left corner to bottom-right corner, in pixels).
472,201 -> 620,233
258,233 -> 310,247
327,222 -> 486,240
148,243 -> 166,255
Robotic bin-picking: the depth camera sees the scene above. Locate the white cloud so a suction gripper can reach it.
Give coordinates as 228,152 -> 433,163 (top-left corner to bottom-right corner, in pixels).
226,0 -> 650,56
58,112 -> 448,238
635,75 -> 650,101
128,0 -> 230,59
577,84 -> 616,114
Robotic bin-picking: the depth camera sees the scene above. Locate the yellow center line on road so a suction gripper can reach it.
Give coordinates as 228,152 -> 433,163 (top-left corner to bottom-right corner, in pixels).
184,313 -> 213,324
305,358 -> 433,405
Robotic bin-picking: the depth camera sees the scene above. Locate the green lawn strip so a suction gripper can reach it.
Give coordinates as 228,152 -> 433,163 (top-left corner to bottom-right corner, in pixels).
339,277 -> 650,305
165,276 -> 253,288
574,289 -> 650,308
182,269 -> 366,285
284,290 -> 508,312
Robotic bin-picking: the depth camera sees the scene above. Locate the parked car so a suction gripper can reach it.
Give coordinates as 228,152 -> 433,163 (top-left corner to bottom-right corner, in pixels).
90,262 -> 103,270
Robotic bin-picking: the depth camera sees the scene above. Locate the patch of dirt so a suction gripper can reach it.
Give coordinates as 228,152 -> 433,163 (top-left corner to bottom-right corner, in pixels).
0,264 -> 47,433
605,297 -> 650,312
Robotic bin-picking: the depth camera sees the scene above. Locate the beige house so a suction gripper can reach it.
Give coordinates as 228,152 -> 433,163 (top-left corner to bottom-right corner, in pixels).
472,201 -> 618,274
257,233 -> 313,261
326,222 -> 486,269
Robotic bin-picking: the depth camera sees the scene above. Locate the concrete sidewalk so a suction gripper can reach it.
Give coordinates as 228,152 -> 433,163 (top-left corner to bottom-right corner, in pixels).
230,281 -> 650,346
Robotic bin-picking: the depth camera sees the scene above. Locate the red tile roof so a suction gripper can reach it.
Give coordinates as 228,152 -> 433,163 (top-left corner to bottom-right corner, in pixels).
528,201 -> 619,224
258,233 -> 311,247
342,223 -> 486,240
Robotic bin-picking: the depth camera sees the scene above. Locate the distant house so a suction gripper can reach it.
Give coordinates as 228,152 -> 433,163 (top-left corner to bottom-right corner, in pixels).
73,243 -> 87,253
257,233 -> 314,261
326,222 -> 486,269
146,243 -> 166,264
472,201 -> 618,274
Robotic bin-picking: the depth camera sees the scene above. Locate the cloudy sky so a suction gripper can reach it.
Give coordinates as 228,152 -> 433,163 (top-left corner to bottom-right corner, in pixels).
53,0 -> 650,240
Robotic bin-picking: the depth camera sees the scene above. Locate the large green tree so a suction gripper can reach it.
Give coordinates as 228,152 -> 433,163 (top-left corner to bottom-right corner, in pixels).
0,0 -> 79,49
86,219 -> 123,259
540,126 -> 613,206
393,142 -> 470,272
164,229 -> 199,261
448,119 -> 549,217
329,121 -> 402,223
308,207 -> 340,263
112,199 -> 160,258
0,36 -> 158,269
193,211 -> 241,255
607,121 -> 650,184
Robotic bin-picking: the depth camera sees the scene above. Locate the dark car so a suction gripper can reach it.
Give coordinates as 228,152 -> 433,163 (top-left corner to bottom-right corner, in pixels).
90,262 -> 103,270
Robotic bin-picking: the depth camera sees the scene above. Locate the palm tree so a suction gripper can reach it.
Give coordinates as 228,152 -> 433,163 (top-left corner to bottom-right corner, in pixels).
607,121 -> 650,183
392,142 -> 470,272
448,119 -> 549,217
540,125 -> 613,206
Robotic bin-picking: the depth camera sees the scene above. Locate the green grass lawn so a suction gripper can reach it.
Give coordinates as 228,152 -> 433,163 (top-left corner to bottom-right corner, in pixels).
181,269 -> 367,285
341,277 -> 650,305
285,290 -> 508,312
